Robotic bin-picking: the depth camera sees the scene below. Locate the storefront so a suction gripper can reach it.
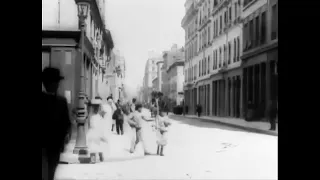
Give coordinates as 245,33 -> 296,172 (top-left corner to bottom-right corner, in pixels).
242,47 -> 278,121
42,30 -> 98,110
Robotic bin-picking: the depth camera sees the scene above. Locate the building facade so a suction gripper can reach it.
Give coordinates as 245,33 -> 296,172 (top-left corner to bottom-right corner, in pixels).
156,61 -> 164,92
182,0 -> 243,117
142,57 -> 161,103
241,0 -> 278,120
42,0 -> 114,109
104,49 -> 126,101
152,77 -> 159,91
182,0 -> 277,121
163,45 -> 185,106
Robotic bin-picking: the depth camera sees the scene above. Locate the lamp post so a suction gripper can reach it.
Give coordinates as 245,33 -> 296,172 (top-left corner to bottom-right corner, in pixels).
73,0 -> 90,156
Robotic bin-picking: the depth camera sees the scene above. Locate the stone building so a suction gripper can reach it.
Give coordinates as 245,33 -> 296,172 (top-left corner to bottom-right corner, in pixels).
42,0 -> 114,108
142,56 -> 161,103
182,0 -> 277,121
104,49 -> 126,101
182,0 -> 243,117
241,0 -> 278,120
163,45 -> 185,106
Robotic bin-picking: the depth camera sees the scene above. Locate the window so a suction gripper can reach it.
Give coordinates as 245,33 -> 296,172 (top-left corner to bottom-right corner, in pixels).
204,58 -> 206,75
234,39 -> 237,62
199,33 -> 202,50
213,50 -> 215,70
261,12 -> 267,44
249,19 -> 254,49
42,51 -> 50,71
237,37 -> 240,61
255,16 -> 260,47
234,3 -> 237,19
192,67 -> 194,81
208,26 -> 211,43
195,39 -> 198,55
199,61 -> 201,76
271,4 -> 278,40
215,49 -> 218,69
194,65 -> 198,80
208,56 -> 210,74
244,23 -> 248,51
224,11 -> 227,24
229,7 -> 232,21
223,44 -> 226,66
216,19 -> 218,36
219,47 -> 222,68
220,15 -> 222,33
213,21 -> 216,37
228,42 -> 231,64
185,70 -> 187,82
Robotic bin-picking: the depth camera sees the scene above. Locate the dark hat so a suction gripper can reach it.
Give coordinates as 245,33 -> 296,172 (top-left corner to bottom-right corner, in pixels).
42,67 -> 64,83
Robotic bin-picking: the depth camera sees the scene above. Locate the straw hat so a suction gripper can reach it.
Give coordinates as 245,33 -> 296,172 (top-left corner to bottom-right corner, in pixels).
91,98 -> 102,105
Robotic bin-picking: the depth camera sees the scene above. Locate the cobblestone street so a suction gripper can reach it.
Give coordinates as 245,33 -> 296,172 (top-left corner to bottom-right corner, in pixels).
55,115 -> 277,180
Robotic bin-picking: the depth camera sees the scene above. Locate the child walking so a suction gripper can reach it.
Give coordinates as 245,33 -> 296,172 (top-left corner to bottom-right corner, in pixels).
156,110 -> 172,156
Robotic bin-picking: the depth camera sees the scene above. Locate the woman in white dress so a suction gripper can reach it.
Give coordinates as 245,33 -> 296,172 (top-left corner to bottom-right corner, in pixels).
101,96 -> 117,156
86,98 -> 105,163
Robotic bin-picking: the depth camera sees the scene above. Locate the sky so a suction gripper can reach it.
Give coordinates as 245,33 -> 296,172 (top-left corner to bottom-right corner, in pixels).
105,0 -> 186,98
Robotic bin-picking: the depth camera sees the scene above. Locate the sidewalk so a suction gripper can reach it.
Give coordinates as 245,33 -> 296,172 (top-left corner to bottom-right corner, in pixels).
170,114 -> 278,136
59,132 -> 146,164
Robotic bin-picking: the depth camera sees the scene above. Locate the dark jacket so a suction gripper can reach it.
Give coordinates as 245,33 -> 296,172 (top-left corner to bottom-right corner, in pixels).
113,108 -> 123,121
266,100 -> 277,119
42,92 -> 71,154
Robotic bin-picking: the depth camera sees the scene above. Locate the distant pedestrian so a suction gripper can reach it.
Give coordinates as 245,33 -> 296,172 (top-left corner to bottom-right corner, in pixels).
196,104 -> 202,117
186,105 -> 189,114
42,67 -> 71,180
266,100 -> 277,131
113,106 -> 124,135
130,98 -> 136,113
106,97 -> 116,132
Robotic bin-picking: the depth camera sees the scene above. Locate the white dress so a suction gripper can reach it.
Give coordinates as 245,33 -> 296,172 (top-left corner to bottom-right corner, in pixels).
101,103 -> 114,138
86,114 -> 104,153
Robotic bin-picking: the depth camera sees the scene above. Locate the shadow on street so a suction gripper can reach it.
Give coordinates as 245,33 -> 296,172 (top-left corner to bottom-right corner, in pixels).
169,115 -> 248,133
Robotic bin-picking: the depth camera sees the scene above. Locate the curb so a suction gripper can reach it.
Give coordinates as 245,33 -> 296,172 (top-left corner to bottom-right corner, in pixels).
170,115 -> 278,137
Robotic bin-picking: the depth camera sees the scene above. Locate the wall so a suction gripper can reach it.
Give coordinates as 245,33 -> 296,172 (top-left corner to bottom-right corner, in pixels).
42,0 -> 78,31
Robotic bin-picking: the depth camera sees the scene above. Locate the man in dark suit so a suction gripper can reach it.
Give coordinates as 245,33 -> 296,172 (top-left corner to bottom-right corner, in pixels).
266,99 -> 277,131
42,67 -> 71,180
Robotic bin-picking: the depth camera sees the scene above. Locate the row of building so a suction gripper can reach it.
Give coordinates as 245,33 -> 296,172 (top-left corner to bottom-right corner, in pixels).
182,0 -> 278,120
139,45 -> 186,108
42,0 -> 126,110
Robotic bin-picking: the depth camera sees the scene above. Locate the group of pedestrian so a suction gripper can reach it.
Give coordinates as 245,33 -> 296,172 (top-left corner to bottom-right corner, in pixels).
42,67 -> 173,180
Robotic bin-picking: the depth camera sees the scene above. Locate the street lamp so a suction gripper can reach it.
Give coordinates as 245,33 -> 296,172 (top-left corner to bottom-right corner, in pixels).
73,0 -> 91,157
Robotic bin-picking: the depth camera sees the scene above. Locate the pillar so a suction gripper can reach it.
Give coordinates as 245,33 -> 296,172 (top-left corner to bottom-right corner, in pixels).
240,74 -> 244,118
225,78 -> 229,117
236,76 -> 240,118
208,84 -> 211,116
252,65 -> 256,108
230,77 -> 234,117
266,60 -> 271,116
217,81 -> 220,116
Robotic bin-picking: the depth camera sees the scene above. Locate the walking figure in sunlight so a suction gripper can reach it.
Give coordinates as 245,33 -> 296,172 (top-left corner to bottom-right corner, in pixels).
128,104 -> 154,155
156,110 -> 172,156
87,97 -> 106,163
